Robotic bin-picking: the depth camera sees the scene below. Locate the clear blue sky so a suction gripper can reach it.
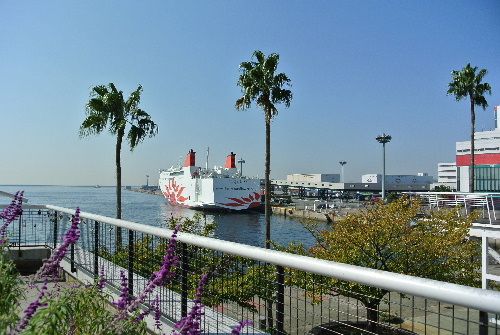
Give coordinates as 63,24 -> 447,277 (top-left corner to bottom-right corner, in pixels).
1,1 -> 499,186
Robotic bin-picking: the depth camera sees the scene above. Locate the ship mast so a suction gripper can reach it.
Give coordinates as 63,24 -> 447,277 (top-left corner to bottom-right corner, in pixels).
205,147 -> 209,170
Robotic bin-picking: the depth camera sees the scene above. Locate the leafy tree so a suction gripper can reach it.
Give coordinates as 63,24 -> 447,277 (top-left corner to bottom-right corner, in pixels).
80,83 -> 158,245
447,64 -> 491,193
236,50 -> 293,249
101,214 -> 260,310
286,197 -> 480,332
433,184 -> 452,192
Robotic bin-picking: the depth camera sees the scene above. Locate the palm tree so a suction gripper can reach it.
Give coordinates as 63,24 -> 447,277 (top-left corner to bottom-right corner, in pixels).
447,64 -> 491,193
236,50 -> 293,250
236,50 -> 292,332
80,83 -> 158,245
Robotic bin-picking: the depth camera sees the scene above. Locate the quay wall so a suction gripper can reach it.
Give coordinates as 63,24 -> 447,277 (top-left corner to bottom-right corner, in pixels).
272,206 -> 336,222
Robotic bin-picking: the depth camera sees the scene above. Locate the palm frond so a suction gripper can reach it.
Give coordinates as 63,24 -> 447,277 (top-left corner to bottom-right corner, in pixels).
235,96 -> 251,110
92,85 -> 109,97
127,107 -> 158,150
447,63 -> 492,110
235,50 -> 293,118
79,113 -> 108,138
271,87 -> 293,108
125,85 -> 143,114
273,73 -> 291,87
253,50 -> 265,64
127,119 -> 158,150
264,53 -> 279,74
239,61 -> 254,72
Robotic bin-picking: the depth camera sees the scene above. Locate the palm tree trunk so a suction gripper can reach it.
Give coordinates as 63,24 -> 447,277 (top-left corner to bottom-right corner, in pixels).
264,116 -> 274,330
265,118 -> 271,249
116,129 -> 124,247
470,98 -> 475,193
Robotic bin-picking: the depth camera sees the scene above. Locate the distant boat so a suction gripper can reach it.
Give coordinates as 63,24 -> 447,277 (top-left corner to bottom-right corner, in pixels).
95,185 -> 101,188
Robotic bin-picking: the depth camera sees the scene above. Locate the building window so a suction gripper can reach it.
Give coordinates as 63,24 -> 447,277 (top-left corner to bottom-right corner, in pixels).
474,166 -> 500,192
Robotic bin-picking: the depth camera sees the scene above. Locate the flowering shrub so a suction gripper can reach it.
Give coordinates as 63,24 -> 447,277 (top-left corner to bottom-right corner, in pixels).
0,245 -> 22,331
173,273 -> 209,335
0,192 -> 25,331
0,191 -> 24,244
37,208 -> 81,279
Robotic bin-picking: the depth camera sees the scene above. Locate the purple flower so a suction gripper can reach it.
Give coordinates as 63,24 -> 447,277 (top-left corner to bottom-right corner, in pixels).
113,271 -> 130,310
173,273 -> 209,335
12,279 -> 49,334
0,191 -> 24,244
97,265 -> 107,291
122,225 -> 181,315
231,320 -> 253,335
37,208 -> 81,278
134,294 -> 162,327
153,294 -> 162,331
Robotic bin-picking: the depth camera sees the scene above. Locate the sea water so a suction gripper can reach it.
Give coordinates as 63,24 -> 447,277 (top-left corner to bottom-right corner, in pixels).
0,185 -> 322,248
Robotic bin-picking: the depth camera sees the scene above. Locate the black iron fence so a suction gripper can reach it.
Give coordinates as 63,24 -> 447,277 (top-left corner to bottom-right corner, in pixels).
2,205 -> 500,334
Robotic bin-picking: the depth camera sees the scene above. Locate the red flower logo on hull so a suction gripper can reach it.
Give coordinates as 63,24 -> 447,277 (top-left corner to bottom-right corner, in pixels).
163,179 -> 188,204
219,192 -> 261,209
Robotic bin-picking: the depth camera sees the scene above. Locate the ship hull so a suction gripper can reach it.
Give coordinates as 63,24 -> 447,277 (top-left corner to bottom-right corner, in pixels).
159,172 -> 262,211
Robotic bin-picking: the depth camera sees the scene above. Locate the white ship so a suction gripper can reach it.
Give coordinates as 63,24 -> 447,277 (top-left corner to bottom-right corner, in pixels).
159,149 -> 262,211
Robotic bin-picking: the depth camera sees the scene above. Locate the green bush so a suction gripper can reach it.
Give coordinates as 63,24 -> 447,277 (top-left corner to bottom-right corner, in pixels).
0,250 -> 22,332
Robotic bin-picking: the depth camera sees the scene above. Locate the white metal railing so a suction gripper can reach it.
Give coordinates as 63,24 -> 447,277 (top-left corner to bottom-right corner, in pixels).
405,191 -> 499,223
46,204 -> 500,314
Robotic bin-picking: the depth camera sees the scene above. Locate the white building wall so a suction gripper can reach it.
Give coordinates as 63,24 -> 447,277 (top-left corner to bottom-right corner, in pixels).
361,174 -> 379,183
437,162 -> 457,189
286,174 -> 340,183
362,174 -> 433,184
458,166 -> 470,192
456,129 -> 500,156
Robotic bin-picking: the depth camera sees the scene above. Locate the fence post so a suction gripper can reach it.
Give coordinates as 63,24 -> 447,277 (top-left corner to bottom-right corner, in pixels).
70,243 -> 76,273
53,211 -> 58,249
69,214 -> 76,273
181,242 -> 189,317
17,213 -> 22,256
276,265 -> 285,335
128,230 -> 134,297
94,220 -> 99,279
479,311 -> 488,335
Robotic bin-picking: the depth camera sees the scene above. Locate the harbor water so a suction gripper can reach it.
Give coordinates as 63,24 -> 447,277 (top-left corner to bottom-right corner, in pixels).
0,185 -> 322,248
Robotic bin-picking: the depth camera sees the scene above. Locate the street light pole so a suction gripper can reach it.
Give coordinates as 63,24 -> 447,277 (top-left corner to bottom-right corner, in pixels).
339,161 -> 347,183
376,133 -> 392,201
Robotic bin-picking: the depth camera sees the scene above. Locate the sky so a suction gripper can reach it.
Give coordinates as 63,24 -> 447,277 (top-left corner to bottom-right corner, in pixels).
1,1 -> 499,186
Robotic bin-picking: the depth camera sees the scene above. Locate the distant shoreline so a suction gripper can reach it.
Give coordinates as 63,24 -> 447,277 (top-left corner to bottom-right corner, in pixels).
0,185 -> 151,188
127,188 -> 162,196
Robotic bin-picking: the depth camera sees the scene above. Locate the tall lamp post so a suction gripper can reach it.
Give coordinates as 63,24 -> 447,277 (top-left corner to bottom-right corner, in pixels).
339,161 -> 347,183
376,133 -> 392,201
238,158 -> 246,177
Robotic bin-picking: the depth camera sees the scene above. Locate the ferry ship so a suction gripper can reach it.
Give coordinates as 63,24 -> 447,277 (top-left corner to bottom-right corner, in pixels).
159,149 -> 262,211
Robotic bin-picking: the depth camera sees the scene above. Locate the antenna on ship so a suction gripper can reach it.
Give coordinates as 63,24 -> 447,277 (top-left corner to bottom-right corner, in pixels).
238,157 -> 246,177
205,147 -> 209,170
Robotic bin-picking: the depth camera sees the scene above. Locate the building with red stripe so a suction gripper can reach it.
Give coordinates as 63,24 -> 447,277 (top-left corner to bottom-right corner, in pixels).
456,106 -> 500,192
